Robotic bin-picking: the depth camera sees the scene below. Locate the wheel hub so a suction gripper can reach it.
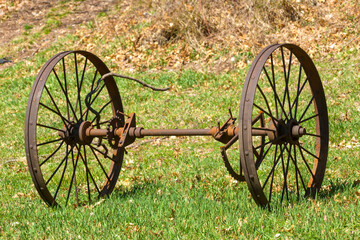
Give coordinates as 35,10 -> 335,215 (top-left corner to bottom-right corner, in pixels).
58,121 -> 94,146
267,119 -> 306,144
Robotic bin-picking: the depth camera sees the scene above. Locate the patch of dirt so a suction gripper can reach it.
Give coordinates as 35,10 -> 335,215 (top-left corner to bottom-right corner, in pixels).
0,0 -> 118,68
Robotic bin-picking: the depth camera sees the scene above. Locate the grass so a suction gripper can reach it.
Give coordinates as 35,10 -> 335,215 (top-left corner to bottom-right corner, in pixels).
1,0 -> 360,239
1,40 -> 360,239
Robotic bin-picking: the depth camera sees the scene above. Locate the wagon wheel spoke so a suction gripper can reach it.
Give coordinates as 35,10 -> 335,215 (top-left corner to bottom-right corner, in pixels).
239,44 -> 328,207
53,144 -> 69,202
280,144 -> 291,202
262,143 -> 287,191
283,144 -> 307,196
39,141 -> 65,167
75,145 -> 101,196
25,51 -> 125,207
255,142 -> 273,169
268,145 -> 278,203
52,67 -> 76,122
263,66 -> 287,121
45,147 -> 70,186
66,146 -> 80,206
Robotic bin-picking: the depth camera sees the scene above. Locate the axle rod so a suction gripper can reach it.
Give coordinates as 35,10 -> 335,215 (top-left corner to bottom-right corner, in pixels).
137,128 -> 217,136
83,126 -> 274,138
79,112 -> 277,149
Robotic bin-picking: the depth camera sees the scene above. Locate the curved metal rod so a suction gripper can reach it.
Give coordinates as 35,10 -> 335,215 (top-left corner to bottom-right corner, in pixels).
101,72 -> 170,91
85,72 -> 170,128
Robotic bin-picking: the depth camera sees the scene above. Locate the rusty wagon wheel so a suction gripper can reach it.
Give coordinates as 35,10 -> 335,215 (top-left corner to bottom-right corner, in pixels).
25,51 -> 124,207
239,44 -> 329,207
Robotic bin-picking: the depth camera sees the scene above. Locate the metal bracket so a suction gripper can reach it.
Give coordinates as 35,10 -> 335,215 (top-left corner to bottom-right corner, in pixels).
116,113 -> 137,148
212,108 -> 238,144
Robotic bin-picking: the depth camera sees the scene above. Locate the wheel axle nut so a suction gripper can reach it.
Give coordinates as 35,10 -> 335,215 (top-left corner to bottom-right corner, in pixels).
292,125 -> 306,138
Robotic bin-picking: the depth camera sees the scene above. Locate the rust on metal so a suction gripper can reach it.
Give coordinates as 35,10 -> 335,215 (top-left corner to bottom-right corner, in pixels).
25,44 -> 329,208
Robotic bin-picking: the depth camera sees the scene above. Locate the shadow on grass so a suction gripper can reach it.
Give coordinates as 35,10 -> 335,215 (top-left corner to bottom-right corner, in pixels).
257,179 -> 360,212
318,179 -> 360,198
113,180 -> 159,199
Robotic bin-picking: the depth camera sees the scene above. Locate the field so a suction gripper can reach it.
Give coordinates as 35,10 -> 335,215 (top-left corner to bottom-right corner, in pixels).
0,0 -> 360,238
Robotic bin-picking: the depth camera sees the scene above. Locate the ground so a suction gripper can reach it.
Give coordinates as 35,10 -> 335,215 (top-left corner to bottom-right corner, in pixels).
0,0 -> 117,69
0,0 -> 360,238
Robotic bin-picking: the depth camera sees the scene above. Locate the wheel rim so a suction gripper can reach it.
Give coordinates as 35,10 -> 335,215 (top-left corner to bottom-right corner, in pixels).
239,44 -> 329,207
25,51 -> 124,207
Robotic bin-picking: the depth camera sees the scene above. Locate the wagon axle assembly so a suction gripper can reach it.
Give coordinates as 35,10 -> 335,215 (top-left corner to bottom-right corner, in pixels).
67,109 -> 306,160
25,44 -> 328,207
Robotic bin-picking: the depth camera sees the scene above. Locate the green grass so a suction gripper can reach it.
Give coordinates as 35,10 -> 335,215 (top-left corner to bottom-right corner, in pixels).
1,24 -> 360,240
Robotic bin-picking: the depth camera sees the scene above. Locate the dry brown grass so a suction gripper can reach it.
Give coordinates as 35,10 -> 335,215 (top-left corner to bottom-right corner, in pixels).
1,0 -> 359,72
72,0 -> 359,72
